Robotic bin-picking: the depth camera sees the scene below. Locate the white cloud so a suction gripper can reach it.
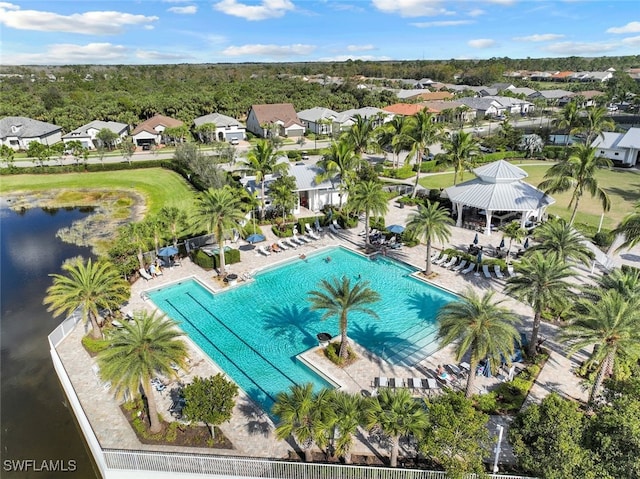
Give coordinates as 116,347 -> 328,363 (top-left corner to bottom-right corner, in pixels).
621,36 -> 640,46
513,33 -> 564,42
467,9 -> 484,17
371,0 -> 453,18
411,20 -> 472,27
136,50 -> 193,60
168,5 -> 197,14
346,44 -> 375,52
1,43 -> 129,65
221,43 -> 315,57
213,0 -> 294,21
318,54 -> 392,62
468,38 -> 496,48
545,41 -> 618,55
607,21 -> 640,34
0,3 -> 158,35
485,0 -> 516,4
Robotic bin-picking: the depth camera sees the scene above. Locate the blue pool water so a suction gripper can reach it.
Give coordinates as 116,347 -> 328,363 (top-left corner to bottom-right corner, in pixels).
149,247 -> 457,414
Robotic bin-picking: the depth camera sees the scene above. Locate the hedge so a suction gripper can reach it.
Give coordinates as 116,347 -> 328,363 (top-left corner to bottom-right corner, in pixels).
382,165 -> 415,179
191,248 -> 240,270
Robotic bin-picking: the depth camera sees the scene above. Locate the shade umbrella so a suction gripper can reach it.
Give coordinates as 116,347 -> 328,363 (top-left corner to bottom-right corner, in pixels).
246,233 -> 266,244
499,238 -> 505,249
523,237 -> 530,249
387,224 -> 405,234
473,233 -> 479,245
158,246 -> 179,257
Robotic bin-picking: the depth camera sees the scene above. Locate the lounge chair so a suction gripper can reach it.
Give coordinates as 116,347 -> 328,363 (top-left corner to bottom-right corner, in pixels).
291,235 -> 304,245
425,377 -> 440,395
305,224 -> 317,236
329,223 -> 339,234
430,252 -> 442,263
392,378 -> 404,389
139,268 -> 152,281
442,256 -> 457,268
494,265 -> 504,279
276,240 -> 289,251
507,264 -> 516,277
332,219 -> 342,229
307,230 -> 320,240
374,376 -> 389,388
257,245 -> 271,256
410,377 -> 425,393
271,243 -> 283,253
482,264 -> 492,278
460,262 -> 476,275
452,259 -> 467,272
295,234 -> 310,244
433,254 -> 449,266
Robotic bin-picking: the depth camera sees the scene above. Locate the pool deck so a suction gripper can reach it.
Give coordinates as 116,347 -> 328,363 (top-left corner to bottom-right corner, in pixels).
57,198 -> 621,463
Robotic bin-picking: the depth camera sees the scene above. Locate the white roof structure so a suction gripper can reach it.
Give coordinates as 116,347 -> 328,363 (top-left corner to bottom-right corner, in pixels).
444,160 -> 555,234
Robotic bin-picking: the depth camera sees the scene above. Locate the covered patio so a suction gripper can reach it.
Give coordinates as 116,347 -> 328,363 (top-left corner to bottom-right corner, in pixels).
444,160 -> 555,236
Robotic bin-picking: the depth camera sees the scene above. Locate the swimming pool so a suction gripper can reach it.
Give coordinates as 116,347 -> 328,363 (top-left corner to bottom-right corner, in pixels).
149,246 -> 457,414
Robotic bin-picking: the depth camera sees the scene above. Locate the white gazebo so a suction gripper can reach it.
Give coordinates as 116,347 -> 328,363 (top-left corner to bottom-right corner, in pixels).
444,160 -> 555,235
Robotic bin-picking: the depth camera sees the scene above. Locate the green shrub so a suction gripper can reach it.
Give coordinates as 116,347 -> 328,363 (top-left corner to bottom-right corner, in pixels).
192,249 -> 215,269
242,223 -> 263,237
382,165 -> 415,179
417,160 -> 438,173
81,335 -> 110,354
324,341 -> 356,366
475,391 -> 499,413
370,216 -> 386,231
271,223 -> 293,237
210,248 -> 240,269
593,231 -> 614,248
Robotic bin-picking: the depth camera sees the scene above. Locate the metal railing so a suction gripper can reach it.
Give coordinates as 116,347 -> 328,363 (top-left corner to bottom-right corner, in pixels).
48,306 -> 83,347
103,450 -> 533,479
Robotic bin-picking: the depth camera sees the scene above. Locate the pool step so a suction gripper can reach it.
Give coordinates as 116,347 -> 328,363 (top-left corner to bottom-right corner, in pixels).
385,333 -> 440,367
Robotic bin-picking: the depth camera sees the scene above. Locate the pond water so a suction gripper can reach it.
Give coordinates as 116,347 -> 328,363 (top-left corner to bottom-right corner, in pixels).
0,205 -> 99,478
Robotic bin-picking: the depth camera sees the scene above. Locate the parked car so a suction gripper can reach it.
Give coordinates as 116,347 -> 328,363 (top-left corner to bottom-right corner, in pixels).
301,151 -> 310,160
142,144 -> 151,151
230,138 -> 239,145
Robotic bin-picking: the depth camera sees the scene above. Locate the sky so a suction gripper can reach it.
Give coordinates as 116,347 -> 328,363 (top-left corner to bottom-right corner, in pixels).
0,0 -> 639,65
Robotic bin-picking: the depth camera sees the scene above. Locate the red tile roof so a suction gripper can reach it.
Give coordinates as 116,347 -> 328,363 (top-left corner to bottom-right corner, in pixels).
132,114 -> 183,135
383,103 -> 426,116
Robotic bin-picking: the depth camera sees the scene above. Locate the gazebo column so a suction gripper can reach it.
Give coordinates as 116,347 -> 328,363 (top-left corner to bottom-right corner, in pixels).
484,210 -> 493,235
455,202 -> 464,227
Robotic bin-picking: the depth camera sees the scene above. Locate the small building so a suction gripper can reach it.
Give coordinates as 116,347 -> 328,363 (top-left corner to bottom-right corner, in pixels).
131,114 -> 183,147
591,128 -> 640,167
193,113 -> 245,143
246,104 -> 304,138
0,116 -> 62,150
297,107 -> 339,136
62,120 -> 129,149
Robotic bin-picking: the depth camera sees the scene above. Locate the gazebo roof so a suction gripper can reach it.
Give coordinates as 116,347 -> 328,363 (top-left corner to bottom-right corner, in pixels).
444,160 -> 554,211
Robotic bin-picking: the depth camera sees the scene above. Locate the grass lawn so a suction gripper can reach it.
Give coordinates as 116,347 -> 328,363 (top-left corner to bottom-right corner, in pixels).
419,160 -> 640,231
0,168 -> 197,215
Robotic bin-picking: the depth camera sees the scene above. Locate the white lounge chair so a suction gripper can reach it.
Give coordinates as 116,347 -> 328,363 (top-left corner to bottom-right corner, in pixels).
307,230 -> 320,240
258,245 -> 271,256
452,259 -> 467,272
507,264 -> 516,277
305,223 -> 317,236
410,377 -> 425,393
375,376 -> 388,388
461,262 -> 476,275
426,377 -> 440,395
295,234 -> 310,244
494,265 -> 505,279
139,268 -> 152,281
332,219 -> 342,229
277,240 -> 289,251
482,264 -> 492,278
329,224 -> 339,234
442,256 -> 458,268
433,254 -> 449,266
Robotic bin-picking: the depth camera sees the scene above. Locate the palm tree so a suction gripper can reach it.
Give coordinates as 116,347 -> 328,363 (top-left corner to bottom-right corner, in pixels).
613,202 -> 640,251
376,115 -> 408,169
584,267 -> 640,303
406,200 -> 454,275
528,218 -> 594,266
121,221 -> 152,270
316,139 -> 363,207
538,144 -> 612,226
308,276 -> 380,359
401,110 -> 443,197
582,106 -> 615,145
437,289 -> 521,398
364,387 -> 428,467
346,180 -> 388,247
270,181 -> 296,220
342,114 -> 377,157
520,134 -> 544,158
272,384 -> 335,462
158,206 -> 188,249
502,220 -> 527,259
192,186 -> 246,273
555,100 -> 581,148
328,391 -> 363,464
504,252 -> 574,356
44,258 -> 130,339
240,139 -> 289,217
97,310 -> 188,433
560,290 -> 640,406
441,130 -> 479,185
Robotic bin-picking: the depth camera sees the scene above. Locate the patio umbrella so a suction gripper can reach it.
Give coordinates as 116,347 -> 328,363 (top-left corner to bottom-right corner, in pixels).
523,237 -> 530,249
387,224 -> 405,234
499,238 -> 505,249
246,233 -> 266,244
475,250 -> 483,275
473,233 -> 479,245
158,246 -> 179,257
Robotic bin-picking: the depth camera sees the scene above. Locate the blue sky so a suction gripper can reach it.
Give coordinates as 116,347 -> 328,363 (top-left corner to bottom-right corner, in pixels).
1,0 -> 639,65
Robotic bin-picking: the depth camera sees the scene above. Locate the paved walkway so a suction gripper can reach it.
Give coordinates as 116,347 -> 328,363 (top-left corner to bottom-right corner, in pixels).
57,198 -> 604,464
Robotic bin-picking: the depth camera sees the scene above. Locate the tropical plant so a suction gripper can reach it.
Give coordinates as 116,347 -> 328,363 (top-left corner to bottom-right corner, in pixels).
441,130 -> 479,185
120,221 -> 152,270
437,289 -> 521,398
272,384 -> 335,462
581,106 -> 615,145
342,114 -> 377,156
520,134 -> 544,158
120,138 -> 136,164
192,186 -> 246,273
554,100 -> 581,149
316,139 -> 363,207
97,310 -> 188,434
44,257 -> 130,339
307,276 -> 380,359
401,110 -> 443,197
182,374 -> 239,438
346,180 -> 388,247
158,206 -> 189,249
327,391 -> 363,464
613,201 -> 640,251
538,144 -> 612,226
528,218 -> 594,266
269,176 -> 297,220
95,128 -> 119,150
405,200 -> 454,275
505,252 -> 574,356
364,387 -> 428,467
589,266 -> 640,300
502,220 -> 527,258
376,115 -> 408,168
560,290 -> 640,405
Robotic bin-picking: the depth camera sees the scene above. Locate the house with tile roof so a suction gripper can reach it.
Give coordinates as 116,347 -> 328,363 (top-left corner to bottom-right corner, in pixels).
591,127 -> 640,167
131,114 -> 183,147
383,103 -> 426,116
62,120 -> 128,149
0,116 -> 62,150
551,71 -> 574,82
246,103 -> 304,138
419,100 -> 475,123
193,113 -> 245,143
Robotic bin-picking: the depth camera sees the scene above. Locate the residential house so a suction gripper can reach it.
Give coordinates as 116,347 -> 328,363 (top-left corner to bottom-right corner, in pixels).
573,90 -> 606,108
62,120 -> 128,149
551,71 -> 574,82
246,103 -> 304,138
529,71 -> 554,81
297,107 -> 339,136
414,78 -> 436,89
131,114 -> 183,147
193,113 -> 245,142
420,100 -> 475,123
0,116 -> 62,150
383,103 -> 427,117
528,89 -> 574,106
506,87 -> 537,98
332,107 -> 392,133
591,128 -> 640,167
457,96 -> 533,118
569,71 -> 614,83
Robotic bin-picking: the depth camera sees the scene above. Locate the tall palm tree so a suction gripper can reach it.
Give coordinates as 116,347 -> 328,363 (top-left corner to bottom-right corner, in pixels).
240,139 -> 289,217
346,180 -> 388,247
401,110 -> 443,197
364,387 -> 428,467
272,384 -> 335,462
343,114 -> 377,157
528,218 -> 594,266
582,106 -> 615,145
121,221 -> 153,270
613,201 -> 640,251
316,139 -> 363,207
192,186 -> 246,273
328,391 -> 363,464
158,206 -> 188,249
97,310 -> 188,433
555,100 -> 581,148
560,290 -> 640,406
538,144 -> 612,226
406,200 -> 454,275
437,289 -> 521,398
441,130 -> 479,185
502,221 -> 527,259
44,258 -> 130,339
376,115 -> 408,169
594,267 -> 640,299
308,276 -> 380,359
504,252 -> 574,356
